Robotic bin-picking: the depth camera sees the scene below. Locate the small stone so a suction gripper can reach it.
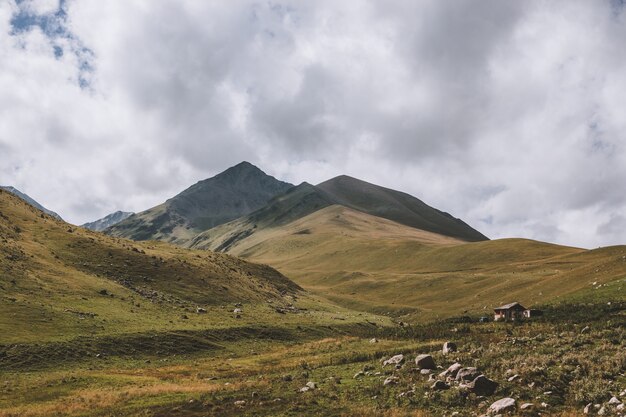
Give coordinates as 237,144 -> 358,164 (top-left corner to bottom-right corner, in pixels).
581,325 -> 590,333
440,363 -> 462,378
584,403 -> 593,414
383,376 -> 399,386
382,354 -> 404,367
507,374 -> 519,382
354,371 -> 365,379
443,341 -> 458,354
369,338 -> 378,344
305,381 -> 317,390
234,400 -> 246,407
456,367 -> 480,382
608,397 -> 621,405
520,403 -> 534,410
420,369 -> 432,375
431,380 -> 449,391
488,397 -> 516,414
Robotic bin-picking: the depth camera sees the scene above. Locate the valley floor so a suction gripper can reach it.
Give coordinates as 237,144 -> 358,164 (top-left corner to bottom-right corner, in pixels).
1,302 -> 624,417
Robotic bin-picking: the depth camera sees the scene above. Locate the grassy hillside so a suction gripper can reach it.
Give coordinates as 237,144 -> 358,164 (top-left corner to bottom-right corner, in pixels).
106,162 -> 293,244
0,189 -> 387,345
191,204 -> 626,320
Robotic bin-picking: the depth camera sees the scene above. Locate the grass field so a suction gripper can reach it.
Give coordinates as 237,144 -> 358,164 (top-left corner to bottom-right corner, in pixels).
1,189 -> 625,416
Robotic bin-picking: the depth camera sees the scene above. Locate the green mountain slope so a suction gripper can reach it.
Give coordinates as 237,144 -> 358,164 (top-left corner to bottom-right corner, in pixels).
106,162 -> 293,244
190,175 -> 486,252
0,187 -> 310,344
316,175 -> 487,242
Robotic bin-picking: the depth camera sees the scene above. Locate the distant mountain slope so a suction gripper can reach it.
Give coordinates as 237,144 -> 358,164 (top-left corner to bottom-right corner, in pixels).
316,175 -> 487,242
0,186 -> 62,220
190,176 -> 486,252
82,211 -> 134,231
106,162 -> 294,244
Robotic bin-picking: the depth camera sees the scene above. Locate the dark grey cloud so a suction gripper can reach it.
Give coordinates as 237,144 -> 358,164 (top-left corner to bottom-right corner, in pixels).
0,0 -> 625,248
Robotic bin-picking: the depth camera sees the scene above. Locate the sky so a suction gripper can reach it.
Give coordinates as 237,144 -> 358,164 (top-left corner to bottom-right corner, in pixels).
1,0 -> 625,248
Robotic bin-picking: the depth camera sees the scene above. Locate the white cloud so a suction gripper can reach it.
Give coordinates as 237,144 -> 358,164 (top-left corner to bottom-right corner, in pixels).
0,0 -> 625,248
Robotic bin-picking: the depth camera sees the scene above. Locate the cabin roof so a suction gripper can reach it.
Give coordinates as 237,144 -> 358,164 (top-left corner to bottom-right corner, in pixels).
494,302 -> 526,311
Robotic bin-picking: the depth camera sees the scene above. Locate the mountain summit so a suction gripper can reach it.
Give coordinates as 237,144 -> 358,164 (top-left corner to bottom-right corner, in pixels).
106,162 -> 294,244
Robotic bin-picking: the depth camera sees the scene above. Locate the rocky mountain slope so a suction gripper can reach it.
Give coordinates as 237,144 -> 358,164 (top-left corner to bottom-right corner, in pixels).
0,185 -> 62,220
82,210 -> 134,231
106,162 -> 294,244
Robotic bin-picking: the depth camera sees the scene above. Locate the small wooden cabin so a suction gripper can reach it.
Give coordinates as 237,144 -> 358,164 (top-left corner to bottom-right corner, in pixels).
494,302 -> 527,321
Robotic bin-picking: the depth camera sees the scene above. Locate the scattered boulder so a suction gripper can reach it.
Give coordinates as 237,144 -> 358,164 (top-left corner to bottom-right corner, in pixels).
443,341 -> 458,354
608,397 -> 621,405
234,400 -> 246,407
420,369 -> 432,375
383,376 -> 399,386
354,371 -> 365,379
488,398 -> 516,415
369,338 -> 378,344
431,380 -> 450,391
584,403 -> 593,414
382,354 -> 404,367
456,367 -> 480,382
440,363 -> 462,379
467,375 -> 498,396
300,381 -> 317,392
520,403 -> 534,411
233,308 -> 242,314
196,307 -> 207,314
415,354 -> 436,370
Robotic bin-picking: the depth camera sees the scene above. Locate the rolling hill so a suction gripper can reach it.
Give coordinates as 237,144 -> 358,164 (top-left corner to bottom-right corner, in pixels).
106,162 -> 293,244
191,201 -> 625,320
0,187 -> 333,344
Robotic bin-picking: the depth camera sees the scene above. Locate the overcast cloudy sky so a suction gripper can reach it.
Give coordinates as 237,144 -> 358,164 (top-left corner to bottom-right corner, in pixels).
1,0 -> 625,248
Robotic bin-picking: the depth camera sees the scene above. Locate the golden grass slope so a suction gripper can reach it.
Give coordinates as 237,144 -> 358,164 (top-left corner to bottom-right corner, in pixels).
0,189 -> 388,344
192,204 -> 626,320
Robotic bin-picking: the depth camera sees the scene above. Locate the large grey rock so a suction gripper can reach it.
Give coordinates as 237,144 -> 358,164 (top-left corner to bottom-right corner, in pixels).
415,354 -> 436,370
456,367 -> 480,382
488,398 -> 516,414
467,375 -> 498,396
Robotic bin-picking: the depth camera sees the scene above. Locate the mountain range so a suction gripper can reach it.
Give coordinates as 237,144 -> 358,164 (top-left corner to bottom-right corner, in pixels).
82,211 -> 134,232
106,162 -> 293,245
106,162 -> 487,248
